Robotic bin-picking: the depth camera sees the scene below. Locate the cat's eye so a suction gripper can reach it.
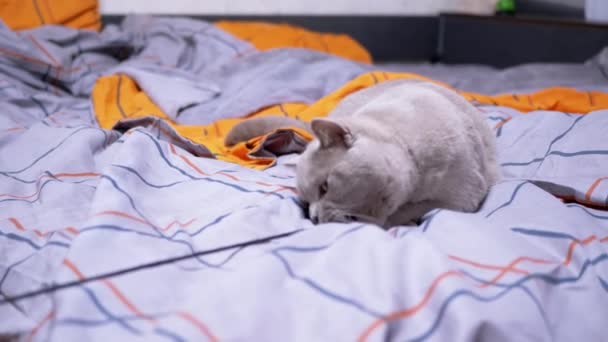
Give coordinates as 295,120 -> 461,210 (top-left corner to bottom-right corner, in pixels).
319,181 -> 328,198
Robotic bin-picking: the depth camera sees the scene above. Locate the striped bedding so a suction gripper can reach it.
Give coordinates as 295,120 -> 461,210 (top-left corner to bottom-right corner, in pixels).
1,15 -> 608,342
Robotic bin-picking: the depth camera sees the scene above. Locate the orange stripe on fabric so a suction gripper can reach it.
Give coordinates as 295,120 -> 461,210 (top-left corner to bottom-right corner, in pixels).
64,261 -> 218,335
28,35 -> 59,66
0,46 -> 100,74
160,218 -> 196,232
1,184 -> 48,200
65,226 -> 79,235
448,254 -> 528,274
169,142 -> 295,190
8,217 -> 78,238
478,256 -> 553,289
95,210 -> 156,229
357,270 -> 464,342
585,177 -> 608,202
63,259 -> 86,280
176,311 -> 219,342
169,144 -> 210,176
216,171 -> 238,181
101,279 -> 156,322
359,233 -> 608,342
0,47 -> 52,67
263,186 -> 297,196
0,172 -> 99,198
95,209 -> 196,232
26,310 -> 55,342
63,258 -> 156,322
53,172 -> 100,178
8,217 -> 26,231
563,235 -> 597,266
493,115 -> 513,130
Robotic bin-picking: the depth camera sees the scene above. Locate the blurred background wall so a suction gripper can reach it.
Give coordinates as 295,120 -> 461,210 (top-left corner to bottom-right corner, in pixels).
97,0 -> 507,15
97,0 -> 600,23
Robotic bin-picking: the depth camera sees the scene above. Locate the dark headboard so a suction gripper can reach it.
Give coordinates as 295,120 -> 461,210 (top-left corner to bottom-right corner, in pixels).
102,11 -> 608,67
102,15 -> 439,62
438,14 -> 608,67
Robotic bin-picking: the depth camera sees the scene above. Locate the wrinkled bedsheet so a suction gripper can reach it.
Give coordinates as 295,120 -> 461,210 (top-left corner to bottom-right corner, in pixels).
1,15 -> 608,342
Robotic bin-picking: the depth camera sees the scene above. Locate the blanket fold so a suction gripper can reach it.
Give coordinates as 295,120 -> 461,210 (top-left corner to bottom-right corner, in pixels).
93,70 -> 608,169
4,15 -> 608,342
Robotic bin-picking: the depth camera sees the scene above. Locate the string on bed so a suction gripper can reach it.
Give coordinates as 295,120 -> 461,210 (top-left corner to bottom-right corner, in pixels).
0,229 -> 303,306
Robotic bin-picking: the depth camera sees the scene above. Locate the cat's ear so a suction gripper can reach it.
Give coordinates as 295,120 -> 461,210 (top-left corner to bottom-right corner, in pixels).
311,118 -> 352,148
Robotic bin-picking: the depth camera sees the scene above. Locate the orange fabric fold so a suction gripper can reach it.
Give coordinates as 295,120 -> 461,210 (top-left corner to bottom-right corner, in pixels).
461,88 -> 608,113
92,71 -> 608,170
0,0 -> 101,31
215,21 -> 372,64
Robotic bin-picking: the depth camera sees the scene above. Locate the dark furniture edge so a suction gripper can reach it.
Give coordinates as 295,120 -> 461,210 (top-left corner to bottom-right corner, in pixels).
102,14 -> 608,67
516,0 -> 584,19
102,15 -> 438,62
439,13 -> 608,67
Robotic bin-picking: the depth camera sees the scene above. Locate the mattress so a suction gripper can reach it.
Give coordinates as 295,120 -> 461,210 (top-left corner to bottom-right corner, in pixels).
1,15 -> 608,342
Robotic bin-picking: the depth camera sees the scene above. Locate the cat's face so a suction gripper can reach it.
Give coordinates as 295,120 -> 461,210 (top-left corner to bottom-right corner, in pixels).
296,119 -> 404,228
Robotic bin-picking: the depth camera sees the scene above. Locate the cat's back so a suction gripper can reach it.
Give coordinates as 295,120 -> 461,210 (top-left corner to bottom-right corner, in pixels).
330,79 -> 428,119
334,79 -> 499,187
332,79 -> 482,141
332,79 -> 473,122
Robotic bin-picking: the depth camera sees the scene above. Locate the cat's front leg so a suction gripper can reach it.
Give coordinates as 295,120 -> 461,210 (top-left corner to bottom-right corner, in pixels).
385,200 -> 443,228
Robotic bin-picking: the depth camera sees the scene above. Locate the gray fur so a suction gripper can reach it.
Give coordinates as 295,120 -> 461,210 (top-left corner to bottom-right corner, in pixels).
224,116 -> 310,146
227,79 -> 500,228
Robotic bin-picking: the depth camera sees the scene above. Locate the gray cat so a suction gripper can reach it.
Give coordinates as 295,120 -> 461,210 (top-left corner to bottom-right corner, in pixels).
226,79 -> 500,228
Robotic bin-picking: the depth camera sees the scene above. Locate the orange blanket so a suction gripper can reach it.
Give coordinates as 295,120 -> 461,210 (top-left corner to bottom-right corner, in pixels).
216,21 -> 372,64
0,0 -> 100,31
92,21 -> 608,169
93,70 -> 608,170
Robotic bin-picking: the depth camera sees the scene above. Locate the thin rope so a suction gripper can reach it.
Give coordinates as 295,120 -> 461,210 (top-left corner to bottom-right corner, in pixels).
0,229 -> 303,305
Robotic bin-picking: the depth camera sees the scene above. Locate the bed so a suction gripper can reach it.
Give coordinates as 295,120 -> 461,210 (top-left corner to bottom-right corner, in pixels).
1,12 -> 608,342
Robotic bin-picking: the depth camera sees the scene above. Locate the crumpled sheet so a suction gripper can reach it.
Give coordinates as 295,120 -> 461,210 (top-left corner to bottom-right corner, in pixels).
1,15 -> 608,342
